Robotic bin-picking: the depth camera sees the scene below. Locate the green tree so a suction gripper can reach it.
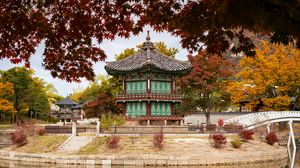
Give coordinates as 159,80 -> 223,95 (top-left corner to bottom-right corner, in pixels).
45,83 -> 64,104
0,67 -> 53,121
83,75 -> 122,118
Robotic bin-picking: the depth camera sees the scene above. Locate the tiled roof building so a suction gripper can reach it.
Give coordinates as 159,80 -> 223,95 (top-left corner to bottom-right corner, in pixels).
105,32 -> 191,125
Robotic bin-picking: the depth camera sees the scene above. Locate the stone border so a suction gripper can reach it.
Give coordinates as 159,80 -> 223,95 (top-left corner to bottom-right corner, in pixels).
0,149 -> 287,166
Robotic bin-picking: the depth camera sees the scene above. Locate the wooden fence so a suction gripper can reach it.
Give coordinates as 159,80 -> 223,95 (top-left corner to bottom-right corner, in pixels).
45,124 -> 243,134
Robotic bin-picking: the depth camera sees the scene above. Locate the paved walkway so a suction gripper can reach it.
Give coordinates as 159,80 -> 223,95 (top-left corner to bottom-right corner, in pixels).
58,136 -> 94,152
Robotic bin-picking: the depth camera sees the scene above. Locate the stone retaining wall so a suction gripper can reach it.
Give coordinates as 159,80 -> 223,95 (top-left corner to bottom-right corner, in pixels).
0,149 -> 287,167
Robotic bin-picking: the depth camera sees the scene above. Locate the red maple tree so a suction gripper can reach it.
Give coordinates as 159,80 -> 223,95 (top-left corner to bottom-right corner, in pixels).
178,52 -> 234,124
1,1 -> 299,81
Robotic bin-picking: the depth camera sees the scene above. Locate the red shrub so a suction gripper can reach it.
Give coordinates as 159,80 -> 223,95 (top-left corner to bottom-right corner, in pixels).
11,130 -> 28,147
153,131 -> 164,150
217,118 -> 224,127
265,132 -> 278,145
209,133 -> 227,148
239,130 -> 254,142
36,127 -> 45,136
19,122 -> 36,136
106,136 -> 120,149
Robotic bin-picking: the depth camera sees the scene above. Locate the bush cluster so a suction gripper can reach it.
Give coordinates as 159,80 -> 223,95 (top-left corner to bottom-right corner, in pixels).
11,130 -> 28,147
11,122 -> 46,147
100,112 -> 126,131
231,137 -> 243,148
217,118 -> 224,127
265,132 -> 278,145
209,133 -> 227,148
36,127 -> 45,136
153,131 -> 164,150
239,130 -> 254,142
106,136 -> 121,149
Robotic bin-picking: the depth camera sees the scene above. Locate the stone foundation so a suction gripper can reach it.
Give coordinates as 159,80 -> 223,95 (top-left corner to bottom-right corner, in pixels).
0,149 -> 287,167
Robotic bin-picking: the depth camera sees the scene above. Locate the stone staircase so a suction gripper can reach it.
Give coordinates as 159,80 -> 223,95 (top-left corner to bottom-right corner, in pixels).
58,136 -> 95,152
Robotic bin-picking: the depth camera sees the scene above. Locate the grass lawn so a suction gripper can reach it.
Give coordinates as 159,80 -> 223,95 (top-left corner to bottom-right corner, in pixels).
77,137 -> 106,154
6,135 -> 67,153
0,125 -> 15,130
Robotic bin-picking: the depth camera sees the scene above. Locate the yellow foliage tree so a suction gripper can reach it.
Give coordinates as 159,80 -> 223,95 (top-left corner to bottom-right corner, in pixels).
228,41 -> 300,111
0,82 -> 16,114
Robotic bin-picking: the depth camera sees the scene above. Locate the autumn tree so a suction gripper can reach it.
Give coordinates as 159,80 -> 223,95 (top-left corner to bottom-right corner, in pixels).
45,83 -> 64,104
3,1 -> 299,81
83,75 -> 122,118
227,41 -> 300,111
0,67 -> 52,121
178,52 -> 234,124
71,82 -> 100,104
0,82 -> 16,122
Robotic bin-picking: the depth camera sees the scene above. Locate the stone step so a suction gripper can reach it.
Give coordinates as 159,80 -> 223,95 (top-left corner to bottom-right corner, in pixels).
57,136 -> 95,152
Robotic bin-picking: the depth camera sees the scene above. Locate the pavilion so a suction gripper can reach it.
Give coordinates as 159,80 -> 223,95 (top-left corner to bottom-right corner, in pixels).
105,32 -> 191,125
56,97 -> 82,123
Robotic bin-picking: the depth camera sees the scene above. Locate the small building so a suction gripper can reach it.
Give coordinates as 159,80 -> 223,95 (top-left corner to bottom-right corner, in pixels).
56,97 -> 82,122
105,32 -> 191,125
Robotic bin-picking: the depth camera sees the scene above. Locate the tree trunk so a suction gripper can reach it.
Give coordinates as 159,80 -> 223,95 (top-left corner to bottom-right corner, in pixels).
10,114 -> 13,124
205,112 -> 211,125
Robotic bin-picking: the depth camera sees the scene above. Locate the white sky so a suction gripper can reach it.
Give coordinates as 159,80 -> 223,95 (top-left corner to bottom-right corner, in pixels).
0,27 -> 188,97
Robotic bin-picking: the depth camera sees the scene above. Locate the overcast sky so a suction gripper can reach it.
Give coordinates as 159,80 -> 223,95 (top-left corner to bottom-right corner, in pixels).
0,27 -> 189,97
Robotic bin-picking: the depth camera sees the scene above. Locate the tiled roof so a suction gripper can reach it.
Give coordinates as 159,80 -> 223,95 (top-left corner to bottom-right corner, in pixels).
105,33 -> 191,75
56,97 -> 79,105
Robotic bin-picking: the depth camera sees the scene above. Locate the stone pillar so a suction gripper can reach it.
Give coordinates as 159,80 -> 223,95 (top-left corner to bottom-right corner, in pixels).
147,120 -> 150,126
164,120 -> 167,126
96,121 -> 100,136
72,122 -> 76,136
180,120 -> 183,126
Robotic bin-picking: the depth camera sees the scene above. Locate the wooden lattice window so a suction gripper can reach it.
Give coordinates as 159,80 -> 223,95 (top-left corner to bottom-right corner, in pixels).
151,81 -> 171,94
151,102 -> 171,116
126,81 -> 147,94
126,102 -> 147,117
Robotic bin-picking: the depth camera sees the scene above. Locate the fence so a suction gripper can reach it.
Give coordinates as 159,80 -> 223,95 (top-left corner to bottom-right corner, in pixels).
45,124 -> 243,134
45,126 -> 95,134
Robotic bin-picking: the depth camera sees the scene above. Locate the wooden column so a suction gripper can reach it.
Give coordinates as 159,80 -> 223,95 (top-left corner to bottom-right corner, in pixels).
123,80 -> 126,94
147,102 -> 151,116
171,103 -> 175,115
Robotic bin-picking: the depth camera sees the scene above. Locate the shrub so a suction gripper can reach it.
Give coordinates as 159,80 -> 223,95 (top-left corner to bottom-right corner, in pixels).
231,137 -> 243,148
11,129 -> 28,147
19,121 -> 36,136
36,127 -> 45,136
100,112 -> 126,131
239,130 -> 254,142
217,118 -> 224,127
153,131 -> 164,150
106,136 -> 120,149
209,133 -> 227,148
265,132 -> 278,145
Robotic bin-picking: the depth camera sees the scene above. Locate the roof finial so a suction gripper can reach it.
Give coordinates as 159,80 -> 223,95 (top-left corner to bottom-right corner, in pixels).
146,31 -> 150,41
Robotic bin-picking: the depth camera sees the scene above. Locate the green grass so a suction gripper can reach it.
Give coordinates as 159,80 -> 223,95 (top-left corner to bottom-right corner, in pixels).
12,135 -> 67,153
0,125 -> 15,130
77,137 -> 106,154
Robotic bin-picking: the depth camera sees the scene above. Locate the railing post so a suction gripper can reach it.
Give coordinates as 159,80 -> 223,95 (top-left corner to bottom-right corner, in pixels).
96,120 -> 100,136
72,121 -> 76,136
267,123 -> 271,133
287,120 -> 296,168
